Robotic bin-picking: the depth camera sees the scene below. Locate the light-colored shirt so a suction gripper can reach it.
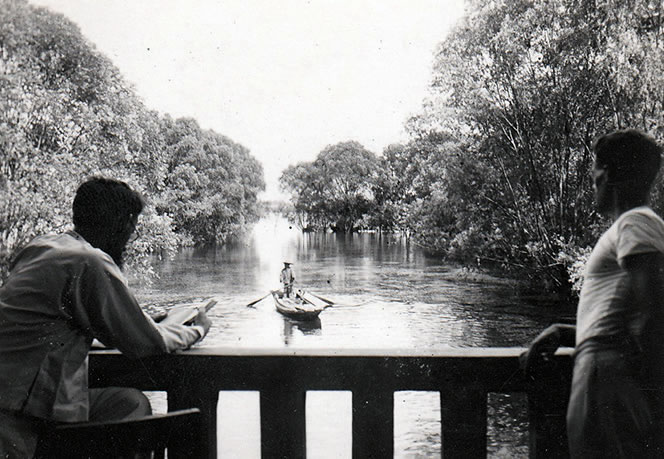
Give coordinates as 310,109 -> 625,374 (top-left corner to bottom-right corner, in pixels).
0,231 -> 203,422
280,267 -> 294,285
576,206 -> 664,346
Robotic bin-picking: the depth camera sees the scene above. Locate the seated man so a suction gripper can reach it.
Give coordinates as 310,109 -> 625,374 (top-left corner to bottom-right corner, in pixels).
0,177 -> 211,458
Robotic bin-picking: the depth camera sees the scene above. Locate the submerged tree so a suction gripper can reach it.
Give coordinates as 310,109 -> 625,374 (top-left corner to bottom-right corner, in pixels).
280,141 -> 378,232
280,162 -> 328,230
0,0 -> 172,278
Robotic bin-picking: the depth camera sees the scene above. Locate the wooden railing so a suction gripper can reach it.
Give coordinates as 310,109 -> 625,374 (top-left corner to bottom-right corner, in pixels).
89,347 -> 574,458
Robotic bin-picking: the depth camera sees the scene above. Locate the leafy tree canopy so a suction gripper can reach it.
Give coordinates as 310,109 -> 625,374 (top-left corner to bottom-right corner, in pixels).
280,141 -> 378,232
404,0 -> 664,290
0,0 -> 264,280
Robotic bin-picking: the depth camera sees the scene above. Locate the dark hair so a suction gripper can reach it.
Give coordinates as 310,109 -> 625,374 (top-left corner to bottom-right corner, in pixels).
72,177 -> 144,231
593,129 -> 662,193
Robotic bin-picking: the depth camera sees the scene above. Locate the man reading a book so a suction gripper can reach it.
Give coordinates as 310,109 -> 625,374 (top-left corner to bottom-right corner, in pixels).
0,177 -> 212,458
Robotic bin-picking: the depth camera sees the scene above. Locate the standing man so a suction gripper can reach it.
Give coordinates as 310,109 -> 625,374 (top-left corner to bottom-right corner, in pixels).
0,177 -> 212,458
521,129 -> 664,457
280,261 -> 295,298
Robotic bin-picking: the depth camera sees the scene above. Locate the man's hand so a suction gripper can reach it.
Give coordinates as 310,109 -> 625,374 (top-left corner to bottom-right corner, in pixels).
520,324 -> 574,375
192,308 -> 212,337
150,311 -> 168,323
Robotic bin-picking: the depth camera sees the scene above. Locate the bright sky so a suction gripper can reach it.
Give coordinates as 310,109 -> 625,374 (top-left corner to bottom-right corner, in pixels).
30,0 -> 466,198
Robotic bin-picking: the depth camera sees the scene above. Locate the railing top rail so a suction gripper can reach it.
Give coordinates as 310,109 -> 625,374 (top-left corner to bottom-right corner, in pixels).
91,346 -> 574,358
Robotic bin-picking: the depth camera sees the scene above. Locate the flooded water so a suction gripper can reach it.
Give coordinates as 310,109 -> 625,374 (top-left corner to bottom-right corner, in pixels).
132,214 -> 572,458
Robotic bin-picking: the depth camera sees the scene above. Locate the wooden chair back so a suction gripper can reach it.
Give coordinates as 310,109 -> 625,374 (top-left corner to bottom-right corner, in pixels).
34,408 -> 202,459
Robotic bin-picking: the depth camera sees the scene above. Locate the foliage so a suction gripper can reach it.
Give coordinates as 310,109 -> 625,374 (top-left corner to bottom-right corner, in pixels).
399,0 -> 664,290
279,162 -> 327,230
155,116 -> 264,245
0,0 -> 264,280
280,141 -> 378,232
556,243 -> 593,294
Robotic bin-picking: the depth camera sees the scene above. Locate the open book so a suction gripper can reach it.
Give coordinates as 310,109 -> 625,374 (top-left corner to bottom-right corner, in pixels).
160,299 -> 218,326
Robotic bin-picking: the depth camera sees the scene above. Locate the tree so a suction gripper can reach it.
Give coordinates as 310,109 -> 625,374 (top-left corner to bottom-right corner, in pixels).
280,141 -> 379,232
316,141 -> 378,232
406,0 -> 664,289
0,1 -> 265,280
280,162 -> 328,230
155,117 -> 264,245
0,0 -> 177,279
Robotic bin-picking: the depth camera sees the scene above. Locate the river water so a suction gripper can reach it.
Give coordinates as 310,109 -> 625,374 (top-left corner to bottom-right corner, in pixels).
132,214 -> 572,458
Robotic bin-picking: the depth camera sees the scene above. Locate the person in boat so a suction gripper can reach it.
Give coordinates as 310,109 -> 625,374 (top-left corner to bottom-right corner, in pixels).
521,129 -> 664,457
280,261 -> 295,298
0,177 -> 212,458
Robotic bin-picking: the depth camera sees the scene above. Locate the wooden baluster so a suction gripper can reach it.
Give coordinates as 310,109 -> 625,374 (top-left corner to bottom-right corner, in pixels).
352,388 -> 394,458
260,388 -> 307,458
440,384 -> 487,458
526,360 -> 571,458
168,384 -> 218,459
527,392 -> 569,458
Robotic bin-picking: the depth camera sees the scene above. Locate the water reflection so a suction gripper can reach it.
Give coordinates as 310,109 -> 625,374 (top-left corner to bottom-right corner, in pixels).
282,317 -> 322,346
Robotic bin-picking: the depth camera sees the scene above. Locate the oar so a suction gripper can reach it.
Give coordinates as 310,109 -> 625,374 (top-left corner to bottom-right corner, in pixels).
309,292 -> 335,305
246,292 -> 271,308
309,292 -> 369,308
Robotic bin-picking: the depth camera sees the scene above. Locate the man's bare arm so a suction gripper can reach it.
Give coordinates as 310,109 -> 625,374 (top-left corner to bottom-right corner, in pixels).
622,252 -> 664,381
622,252 -> 664,317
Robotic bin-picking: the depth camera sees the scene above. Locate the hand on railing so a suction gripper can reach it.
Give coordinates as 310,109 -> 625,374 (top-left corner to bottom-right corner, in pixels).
520,324 -> 574,377
192,309 -> 212,338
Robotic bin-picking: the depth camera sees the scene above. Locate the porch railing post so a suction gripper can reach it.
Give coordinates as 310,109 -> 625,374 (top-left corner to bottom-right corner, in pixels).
259,388 -> 307,458
526,360 -> 571,459
440,383 -> 487,458
352,388 -> 394,458
168,382 -> 219,459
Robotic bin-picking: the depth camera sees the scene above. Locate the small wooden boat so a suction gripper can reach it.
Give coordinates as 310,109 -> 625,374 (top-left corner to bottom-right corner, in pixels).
272,290 -> 327,321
